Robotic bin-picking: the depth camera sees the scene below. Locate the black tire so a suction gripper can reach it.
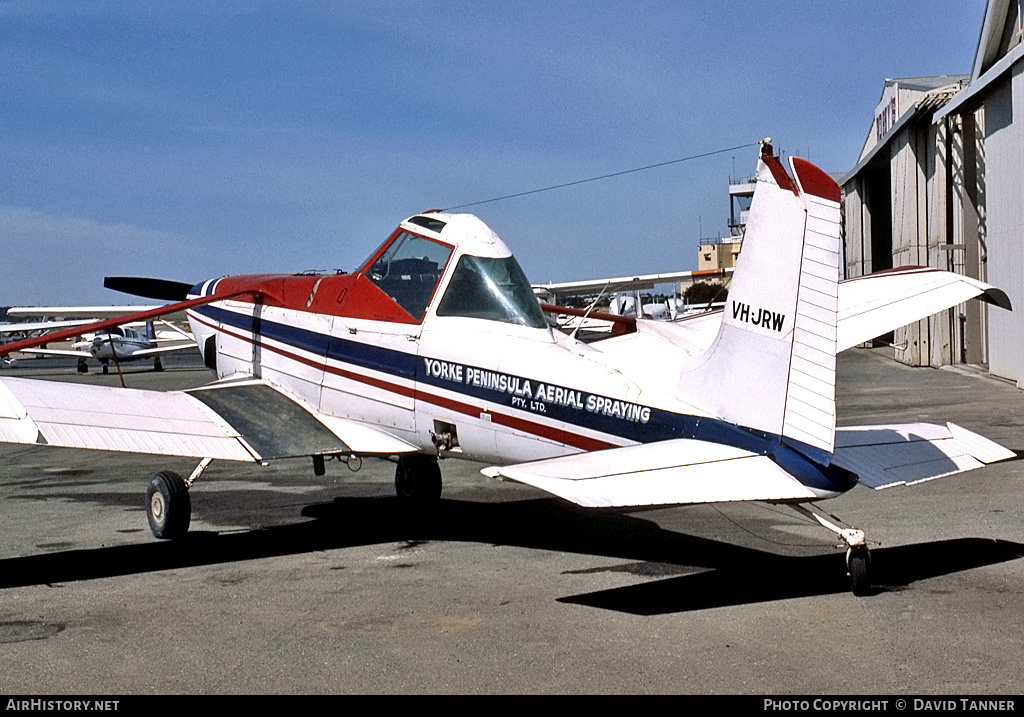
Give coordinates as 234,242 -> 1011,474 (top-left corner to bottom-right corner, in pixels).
395,455 -> 442,502
146,470 -> 191,540
848,547 -> 871,596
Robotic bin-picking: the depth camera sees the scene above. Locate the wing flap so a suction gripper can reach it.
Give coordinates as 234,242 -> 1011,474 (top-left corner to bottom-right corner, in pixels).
482,438 -> 817,508
186,381 -> 416,458
833,422 -> 1015,489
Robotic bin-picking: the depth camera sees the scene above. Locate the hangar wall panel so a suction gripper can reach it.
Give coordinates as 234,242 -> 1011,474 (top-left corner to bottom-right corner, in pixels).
984,67 -> 1024,386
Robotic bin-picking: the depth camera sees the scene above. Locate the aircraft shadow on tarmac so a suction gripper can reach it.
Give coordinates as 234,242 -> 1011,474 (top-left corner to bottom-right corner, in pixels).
0,494 -> 1021,614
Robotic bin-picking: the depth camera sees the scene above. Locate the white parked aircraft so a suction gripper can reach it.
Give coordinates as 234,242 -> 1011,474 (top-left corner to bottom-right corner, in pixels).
536,267 -> 732,320
4,307 -> 195,373
1,317 -> 98,368
0,145 -> 1013,595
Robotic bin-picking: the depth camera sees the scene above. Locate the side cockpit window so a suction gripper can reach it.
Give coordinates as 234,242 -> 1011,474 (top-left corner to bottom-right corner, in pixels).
436,255 -> 548,329
365,232 -> 454,321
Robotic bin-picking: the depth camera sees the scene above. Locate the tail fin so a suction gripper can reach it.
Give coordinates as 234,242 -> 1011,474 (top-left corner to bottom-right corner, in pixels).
685,146 -> 842,462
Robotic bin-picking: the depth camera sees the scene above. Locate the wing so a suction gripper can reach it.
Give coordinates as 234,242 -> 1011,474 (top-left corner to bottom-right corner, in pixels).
481,438 -> 817,508
0,376 -> 416,462
130,342 -> 197,357
17,348 -> 92,359
6,306 -> 163,317
535,268 -> 733,299
833,422 -> 1015,488
837,267 -> 1011,352
0,319 -> 99,334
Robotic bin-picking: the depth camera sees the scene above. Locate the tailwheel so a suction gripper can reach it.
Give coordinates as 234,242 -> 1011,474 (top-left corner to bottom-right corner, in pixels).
847,546 -> 872,596
395,454 -> 442,502
146,470 -> 191,539
790,504 -> 872,596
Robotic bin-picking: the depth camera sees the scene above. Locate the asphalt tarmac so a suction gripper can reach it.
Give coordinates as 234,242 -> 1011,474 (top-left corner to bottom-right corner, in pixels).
0,349 -> 1022,694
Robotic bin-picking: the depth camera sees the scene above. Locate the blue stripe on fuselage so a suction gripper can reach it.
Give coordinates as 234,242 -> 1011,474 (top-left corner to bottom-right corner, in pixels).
195,304 -> 855,494
195,304 -> 417,379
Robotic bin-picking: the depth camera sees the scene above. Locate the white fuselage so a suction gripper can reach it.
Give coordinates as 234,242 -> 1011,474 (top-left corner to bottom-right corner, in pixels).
88,329 -> 154,362
185,299 -> 707,466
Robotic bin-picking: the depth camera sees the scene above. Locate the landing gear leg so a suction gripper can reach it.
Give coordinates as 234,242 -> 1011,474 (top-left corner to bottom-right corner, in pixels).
101,360 -> 109,375
395,454 -> 442,502
153,356 -> 164,372
791,504 -> 872,596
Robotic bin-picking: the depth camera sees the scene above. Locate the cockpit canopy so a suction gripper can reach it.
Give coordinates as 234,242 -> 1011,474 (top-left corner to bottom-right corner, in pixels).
435,254 -> 547,328
360,213 -> 547,329
365,230 -> 453,320
94,326 -> 140,339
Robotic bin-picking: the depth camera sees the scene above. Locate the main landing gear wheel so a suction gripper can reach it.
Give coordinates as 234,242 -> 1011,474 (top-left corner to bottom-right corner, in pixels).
146,470 -> 191,539
395,454 -> 442,502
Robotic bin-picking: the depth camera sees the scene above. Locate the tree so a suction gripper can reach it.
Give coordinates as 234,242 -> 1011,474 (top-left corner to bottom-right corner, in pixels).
683,281 -> 727,305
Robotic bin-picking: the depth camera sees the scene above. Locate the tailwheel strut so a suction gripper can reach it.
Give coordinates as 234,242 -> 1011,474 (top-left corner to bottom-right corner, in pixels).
791,504 -> 872,596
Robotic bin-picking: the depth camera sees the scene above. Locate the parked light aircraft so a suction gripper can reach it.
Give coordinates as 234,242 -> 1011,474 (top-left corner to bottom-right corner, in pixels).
4,307 -> 195,373
1,318 -> 99,368
0,145 -> 1013,595
536,267 -> 732,320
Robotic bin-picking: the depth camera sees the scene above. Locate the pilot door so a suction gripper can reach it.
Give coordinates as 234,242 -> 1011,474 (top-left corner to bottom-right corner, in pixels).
317,230 -> 455,442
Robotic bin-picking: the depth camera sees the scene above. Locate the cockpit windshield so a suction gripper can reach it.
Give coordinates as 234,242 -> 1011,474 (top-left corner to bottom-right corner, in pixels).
435,255 -> 547,329
364,232 -> 454,321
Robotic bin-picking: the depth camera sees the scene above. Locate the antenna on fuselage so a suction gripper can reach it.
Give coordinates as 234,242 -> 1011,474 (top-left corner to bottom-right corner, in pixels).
568,283 -> 611,343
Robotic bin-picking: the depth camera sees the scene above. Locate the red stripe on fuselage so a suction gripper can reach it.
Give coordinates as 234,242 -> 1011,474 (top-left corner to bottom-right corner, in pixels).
188,310 -> 616,452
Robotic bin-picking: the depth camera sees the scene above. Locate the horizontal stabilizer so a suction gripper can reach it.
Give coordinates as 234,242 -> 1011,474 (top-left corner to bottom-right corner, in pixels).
482,438 -> 817,508
0,377 -> 416,462
837,267 -> 1011,352
833,422 -> 1015,489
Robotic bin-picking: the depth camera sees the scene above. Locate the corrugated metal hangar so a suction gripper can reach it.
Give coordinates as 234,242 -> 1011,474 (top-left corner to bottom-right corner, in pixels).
841,0 -> 1024,387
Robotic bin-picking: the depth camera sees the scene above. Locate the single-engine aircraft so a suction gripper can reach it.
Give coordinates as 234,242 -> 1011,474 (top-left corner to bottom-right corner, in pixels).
1,317 -> 98,368
0,145 -> 1014,595
3,306 -> 195,373
14,322 -> 195,374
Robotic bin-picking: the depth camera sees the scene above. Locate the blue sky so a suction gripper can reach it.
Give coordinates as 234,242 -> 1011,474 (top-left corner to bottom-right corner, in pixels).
1,0 -> 987,305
